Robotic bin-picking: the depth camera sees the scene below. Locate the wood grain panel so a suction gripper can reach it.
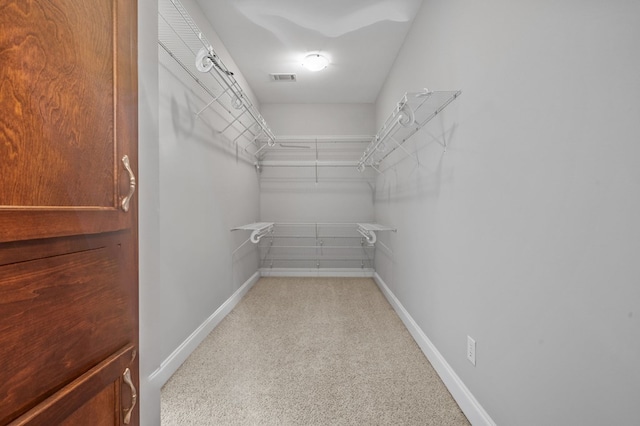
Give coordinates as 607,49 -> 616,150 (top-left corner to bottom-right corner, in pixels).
0,209 -> 130,244
0,232 -> 115,267
0,0 -> 138,243
59,383 -> 117,426
9,345 -> 135,426
0,0 -> 115,207
0,247 -> 133,424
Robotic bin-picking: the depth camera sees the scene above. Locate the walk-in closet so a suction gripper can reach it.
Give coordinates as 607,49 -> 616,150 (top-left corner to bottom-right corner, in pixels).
139,0 -> 640,425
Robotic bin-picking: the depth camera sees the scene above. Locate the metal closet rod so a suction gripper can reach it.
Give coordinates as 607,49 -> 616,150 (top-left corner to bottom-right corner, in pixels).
158,42 -> 258,165
259,235 -> 363,239
357,92 -> 430,168
201,60 -> 275,148
258,135 -> 373,144
160,0 -> 275,148
375,91 -> 461,165
159,5 -> 237,112
157,48 -> 269,157
259,161 -> 361,168
258,179 -> 374,185
357,90 -> 462,171
270,222 -> 369,228
260,234 -> 362,240
260,245 -> 374,249
262,258 -> 373,262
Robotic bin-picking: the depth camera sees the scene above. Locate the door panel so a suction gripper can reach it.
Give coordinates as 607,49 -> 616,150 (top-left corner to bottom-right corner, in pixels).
0,235 -> 133,423
59,384 -> 118,426
0,0 -> 138,424
0,210 -> 131,244
0,0 -> 115,208
8,345 -> 137,426
0,233 -> 115,267
0,0 -> 138,243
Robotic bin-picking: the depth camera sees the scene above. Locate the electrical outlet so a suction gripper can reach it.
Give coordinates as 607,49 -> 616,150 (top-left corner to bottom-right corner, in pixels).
467,336 -> 476,366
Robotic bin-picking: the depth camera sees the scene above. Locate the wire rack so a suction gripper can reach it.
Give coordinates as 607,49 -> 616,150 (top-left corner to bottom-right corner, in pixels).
358,89 -> 461,172
257,223 -> 375,270
158,0 -> 275,158
256,135 -> 376,185
232,222 -> 395,270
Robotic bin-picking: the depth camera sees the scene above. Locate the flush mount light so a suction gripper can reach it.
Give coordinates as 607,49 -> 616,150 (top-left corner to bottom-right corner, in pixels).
302,53 -> 329,72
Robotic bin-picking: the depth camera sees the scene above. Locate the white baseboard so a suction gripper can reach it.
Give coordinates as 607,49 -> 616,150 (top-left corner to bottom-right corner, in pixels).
260,268 -> 374,277
148,271 -> 261,388
373,273 -> 496,426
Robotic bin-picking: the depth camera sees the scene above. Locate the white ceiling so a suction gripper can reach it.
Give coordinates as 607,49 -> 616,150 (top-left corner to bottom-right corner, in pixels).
195,0 -> 424,104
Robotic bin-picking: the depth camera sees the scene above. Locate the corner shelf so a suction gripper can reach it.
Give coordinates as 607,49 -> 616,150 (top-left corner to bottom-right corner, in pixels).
158,0 -> 275,158
358,89 -> 461,171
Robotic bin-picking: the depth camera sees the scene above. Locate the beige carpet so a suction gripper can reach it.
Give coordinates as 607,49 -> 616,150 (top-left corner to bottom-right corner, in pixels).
161,277 -> 470,425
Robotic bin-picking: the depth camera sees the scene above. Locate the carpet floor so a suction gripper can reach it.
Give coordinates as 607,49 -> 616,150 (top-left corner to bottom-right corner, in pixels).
161,277 -> 470,425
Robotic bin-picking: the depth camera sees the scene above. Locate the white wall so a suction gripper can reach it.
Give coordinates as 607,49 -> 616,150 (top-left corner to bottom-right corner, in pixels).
139,0 -> 261,423
260,103 -> 375,224
261,104 -> 375,136
375,1 -> 640,425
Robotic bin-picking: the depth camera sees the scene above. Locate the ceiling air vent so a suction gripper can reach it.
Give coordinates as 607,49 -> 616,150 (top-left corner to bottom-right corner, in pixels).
270,73 -> 297,82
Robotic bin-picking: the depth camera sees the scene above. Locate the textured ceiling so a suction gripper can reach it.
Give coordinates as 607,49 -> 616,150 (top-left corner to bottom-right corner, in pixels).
195,0 -> 423,104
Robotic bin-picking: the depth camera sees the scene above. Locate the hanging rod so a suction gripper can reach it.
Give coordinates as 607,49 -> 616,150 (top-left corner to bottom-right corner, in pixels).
271,222 -> 366,226
261,258 -> 373,262
158,0 -> 275,155
259,160 -> 361,168
357,89 -> 461,172
259,135 -> 374,144
256,235 -> 363,239
232,222 -> 394,243
260,245 -> 374,250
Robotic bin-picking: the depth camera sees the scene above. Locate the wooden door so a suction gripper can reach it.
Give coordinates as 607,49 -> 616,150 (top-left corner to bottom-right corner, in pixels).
0,0 -> 138,424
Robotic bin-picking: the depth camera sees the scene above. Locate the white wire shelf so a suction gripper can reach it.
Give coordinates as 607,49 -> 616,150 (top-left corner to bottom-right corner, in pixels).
261,259 -> 375,270
256,135 -> 376,184
258,135 -> 373,164
258,234 -> 375,269
158,0 -> 275,157
260,161 -> 361,168
231,222 -> 274,244
231,222 -> 275,231
357,223 -> 397,232
231,222 -> 393,269
261,245 -> 375,250
358,89 -> 461,171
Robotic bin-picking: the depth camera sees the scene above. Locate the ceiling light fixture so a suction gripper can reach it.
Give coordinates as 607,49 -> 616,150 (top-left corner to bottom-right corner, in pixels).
302,53 -> 329,72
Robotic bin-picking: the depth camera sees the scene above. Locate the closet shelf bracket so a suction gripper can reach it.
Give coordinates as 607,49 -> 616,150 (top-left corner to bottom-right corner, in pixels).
357,89 -> 461,171
356,223 -> 396,245
232,222 -> 275,243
